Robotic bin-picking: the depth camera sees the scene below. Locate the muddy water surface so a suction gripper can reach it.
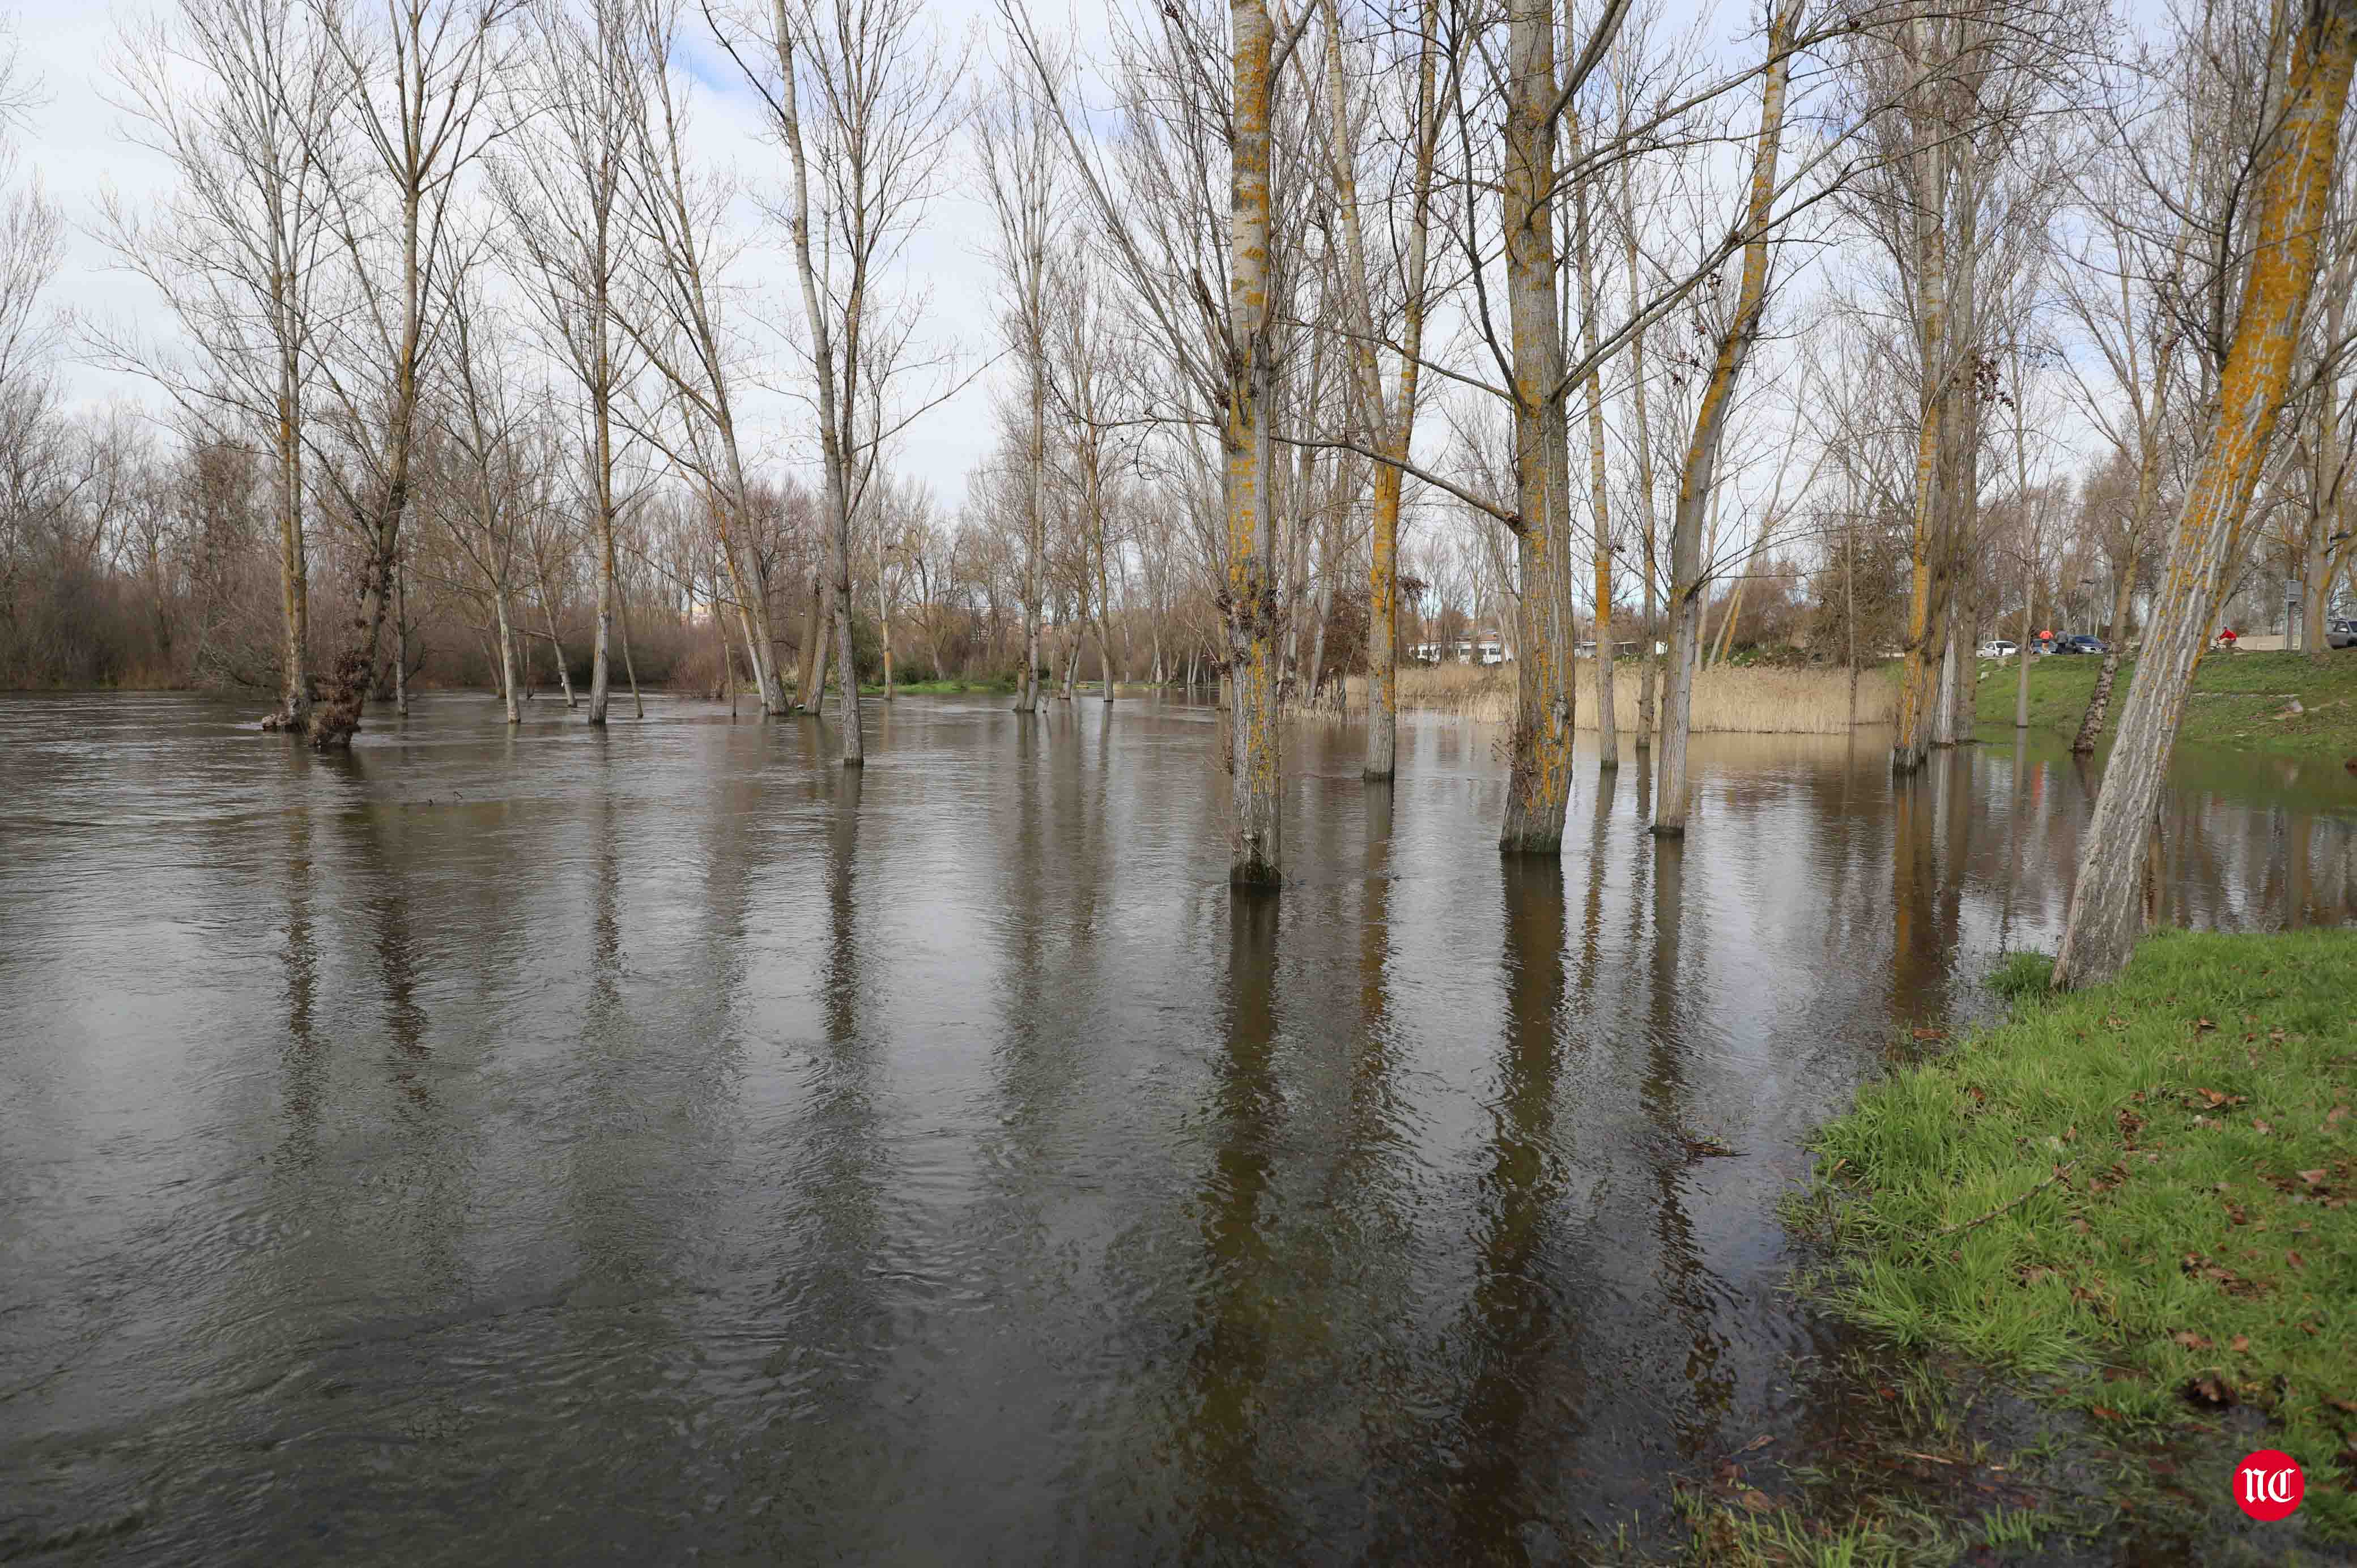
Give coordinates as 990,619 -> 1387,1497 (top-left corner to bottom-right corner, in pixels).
1,692 -> 2350,1563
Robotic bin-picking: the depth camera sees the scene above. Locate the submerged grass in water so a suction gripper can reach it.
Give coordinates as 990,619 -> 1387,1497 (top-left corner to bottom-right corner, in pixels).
1807,928 -> 2357,1543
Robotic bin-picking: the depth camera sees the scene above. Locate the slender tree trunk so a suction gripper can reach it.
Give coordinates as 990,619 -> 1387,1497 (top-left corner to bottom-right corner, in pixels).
1654,0 -> 1797,834
2054,0 -> 2356,987
616,561 -> 644,718
271,334 -> 310,732
1893,17 -> 1949,774
2072,552 -> 2139,752
535,549 -> 576,708
393,547 -> 409,718
878,535 -> 896,702
1623,160 -> 1659,748
495,587 -> 521,725
1322,0 -> 1432,781
1573,117 -> 1616,766
590,435 -> 614,726
2015,554 -> 2033,728
769,11 -> 861,766
1098,535 -> 1116,705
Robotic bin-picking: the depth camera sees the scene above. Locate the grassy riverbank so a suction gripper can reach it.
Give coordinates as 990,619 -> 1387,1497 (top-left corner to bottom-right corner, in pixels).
1976,649 -> 2357,758
1805,928 -> 2357,1550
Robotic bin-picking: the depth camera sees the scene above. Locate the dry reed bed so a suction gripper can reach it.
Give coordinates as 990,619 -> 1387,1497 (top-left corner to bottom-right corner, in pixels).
1316,662 -> 1896,732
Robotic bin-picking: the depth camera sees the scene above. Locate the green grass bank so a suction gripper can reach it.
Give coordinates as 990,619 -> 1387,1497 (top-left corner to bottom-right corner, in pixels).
1975,649 -> 2357,758
1807,928 -> 2357,1545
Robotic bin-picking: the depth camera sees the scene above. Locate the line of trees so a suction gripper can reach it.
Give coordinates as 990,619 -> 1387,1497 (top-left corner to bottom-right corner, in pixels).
2,0 -> 2356,978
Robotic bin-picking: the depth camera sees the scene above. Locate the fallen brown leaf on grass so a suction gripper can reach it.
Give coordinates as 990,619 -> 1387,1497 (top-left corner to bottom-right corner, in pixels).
2185,1374 -> 2237,1408
2173,1331 -> 2213,1349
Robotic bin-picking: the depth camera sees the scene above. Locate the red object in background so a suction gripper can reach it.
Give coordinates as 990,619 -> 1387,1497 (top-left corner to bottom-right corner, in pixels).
2220,627 -> 2239,646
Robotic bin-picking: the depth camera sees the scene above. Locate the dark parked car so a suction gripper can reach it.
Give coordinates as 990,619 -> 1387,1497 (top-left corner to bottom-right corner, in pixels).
2054,635 -> 2108,655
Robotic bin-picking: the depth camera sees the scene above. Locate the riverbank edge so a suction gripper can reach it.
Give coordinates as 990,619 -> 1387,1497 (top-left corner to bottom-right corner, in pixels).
1308,661 -> 1903,734
1763,928 -> 2357,1560
1973,649 -> 2357,759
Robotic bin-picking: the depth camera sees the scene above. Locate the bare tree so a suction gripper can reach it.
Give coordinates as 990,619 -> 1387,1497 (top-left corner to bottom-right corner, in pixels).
301,0 -> 514,748
613,0 -> 784,713
972,39 -> 1061,715
492,0 -> 638,723
704,0 -> 961,768
1652,0 -> 1800,836
100,0 -> 341,731
2054,0 -> 2357,987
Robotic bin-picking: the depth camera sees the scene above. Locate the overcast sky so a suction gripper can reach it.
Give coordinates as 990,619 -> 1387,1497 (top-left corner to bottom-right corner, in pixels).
15,0 -> 1089,517
13,0 -> 2130,567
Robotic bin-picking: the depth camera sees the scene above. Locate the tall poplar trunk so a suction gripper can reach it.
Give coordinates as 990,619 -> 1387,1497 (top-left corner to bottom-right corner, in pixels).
1322,0 -> 1435,778
392,548 -> 409,717
312,120 -> 428,751
770,7 -> 861,765
1573,117 -> 1616,766
1654,0 -> 1797,834
1497,0 -> 1575,855
1892,13 -> 1949,774
2053,0 -> 2357,987
495,586 -> 521,725
270,323 -> 310,732
878,533 -> 896,701
1098,535 -> 1116,705
1225,0 -> 1282,886
1622,161 -> 1659,748
589,410 -> 616,725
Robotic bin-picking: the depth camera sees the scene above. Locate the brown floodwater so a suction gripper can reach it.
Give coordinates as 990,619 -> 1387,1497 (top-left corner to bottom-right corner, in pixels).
1,691 -> 2350,1563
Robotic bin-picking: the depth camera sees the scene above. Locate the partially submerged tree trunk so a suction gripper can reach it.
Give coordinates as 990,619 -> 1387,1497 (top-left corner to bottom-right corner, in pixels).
1654,0 -> 1797,836
392,548 -> 409,718
1622,157 -> 1658,749
1497,0 -> 1575,856
615,565 -> 643,718
768,15 -> 863,768
1573,117 -> 1616,768
270,335 -> 310,732
2053,0 -> 2357,988
1325,0 -> 1438,781
797,567 -> 827,710
495,586 -> 521,725
1891,16 -> 1950,775
1224,0 -> 1283,887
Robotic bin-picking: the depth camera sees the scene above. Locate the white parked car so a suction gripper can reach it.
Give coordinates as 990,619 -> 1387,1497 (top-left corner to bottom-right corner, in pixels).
1977,639 -> 2019,658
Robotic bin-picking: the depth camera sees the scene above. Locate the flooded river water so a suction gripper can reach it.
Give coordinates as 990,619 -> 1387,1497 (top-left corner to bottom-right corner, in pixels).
2,692 -> 2350,1563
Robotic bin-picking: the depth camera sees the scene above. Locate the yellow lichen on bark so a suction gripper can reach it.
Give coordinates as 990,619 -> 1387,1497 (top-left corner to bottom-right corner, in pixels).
2053,0 -> 2357,986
